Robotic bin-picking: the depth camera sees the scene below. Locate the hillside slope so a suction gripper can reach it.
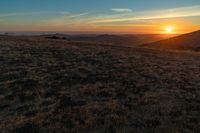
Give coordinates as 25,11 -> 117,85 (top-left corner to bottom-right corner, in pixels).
44,34 -> 175,47
0,36 -> 200,133
142,30 -> 200,51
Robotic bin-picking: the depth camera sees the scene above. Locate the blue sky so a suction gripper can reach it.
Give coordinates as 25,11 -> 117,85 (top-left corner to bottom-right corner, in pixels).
1,0 -> 200,12
0,0 -> 200,33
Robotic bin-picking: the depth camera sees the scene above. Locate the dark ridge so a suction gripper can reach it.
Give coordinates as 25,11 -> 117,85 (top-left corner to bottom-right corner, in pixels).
142,30 -> 200,51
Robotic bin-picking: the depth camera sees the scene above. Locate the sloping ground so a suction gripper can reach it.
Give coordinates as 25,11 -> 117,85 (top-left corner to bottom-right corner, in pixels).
0,36 -> 200,133
44,34 -> 175,47
142,30 -> 200,51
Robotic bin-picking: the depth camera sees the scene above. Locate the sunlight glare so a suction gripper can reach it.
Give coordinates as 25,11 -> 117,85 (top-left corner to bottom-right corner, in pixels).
165,25 -> 175,34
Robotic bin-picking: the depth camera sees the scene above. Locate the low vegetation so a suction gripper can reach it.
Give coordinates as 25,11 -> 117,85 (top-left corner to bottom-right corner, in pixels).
0,36 -> 200,133
142,30 -> 200,51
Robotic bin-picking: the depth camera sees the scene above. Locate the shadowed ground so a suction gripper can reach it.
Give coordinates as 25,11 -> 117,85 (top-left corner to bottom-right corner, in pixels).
0,36 -> 200,133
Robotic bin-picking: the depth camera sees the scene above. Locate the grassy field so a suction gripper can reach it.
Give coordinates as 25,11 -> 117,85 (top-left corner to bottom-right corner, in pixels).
0,36 -> 200,133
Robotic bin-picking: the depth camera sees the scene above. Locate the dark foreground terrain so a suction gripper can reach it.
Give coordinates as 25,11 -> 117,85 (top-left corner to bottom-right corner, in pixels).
0,36 -> 200,133
143,30 -> 200,51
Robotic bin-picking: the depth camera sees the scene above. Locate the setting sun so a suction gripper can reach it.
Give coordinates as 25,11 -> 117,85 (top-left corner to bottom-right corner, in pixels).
165,25 -> 175,34
1,1 -> 200,133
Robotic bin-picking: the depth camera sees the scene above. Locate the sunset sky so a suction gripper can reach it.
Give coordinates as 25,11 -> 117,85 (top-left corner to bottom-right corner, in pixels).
0,0 -> 200,34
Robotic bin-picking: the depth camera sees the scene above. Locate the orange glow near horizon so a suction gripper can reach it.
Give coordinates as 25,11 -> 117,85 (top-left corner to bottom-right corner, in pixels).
164,25 -> 175,34
1,3 -> 200,34
1,19 -> 199,35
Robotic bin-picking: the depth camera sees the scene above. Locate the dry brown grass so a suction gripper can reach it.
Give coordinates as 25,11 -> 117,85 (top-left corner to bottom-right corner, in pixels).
0,36 -> 200,133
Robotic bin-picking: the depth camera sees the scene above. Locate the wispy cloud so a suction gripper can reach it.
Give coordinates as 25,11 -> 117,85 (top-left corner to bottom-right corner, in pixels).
92,5 -> 200,23
35,12 -> 90,27
1,5 -> 200,32
60,12 -> 89,18
67,13 -> 89,18
111,8 -> 132,12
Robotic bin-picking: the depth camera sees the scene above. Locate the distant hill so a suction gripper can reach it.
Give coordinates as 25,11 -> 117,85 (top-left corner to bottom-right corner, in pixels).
142,30 -> 200,51
44,34 -> 176,47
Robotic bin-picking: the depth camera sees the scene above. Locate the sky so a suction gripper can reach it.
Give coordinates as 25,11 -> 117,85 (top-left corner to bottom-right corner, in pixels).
0,0 -> 200,34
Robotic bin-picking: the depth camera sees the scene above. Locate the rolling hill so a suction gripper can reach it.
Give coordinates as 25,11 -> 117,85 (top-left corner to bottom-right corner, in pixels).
44,34 -> 176,47
142,30 -> 200,51
0,36 -> 200,133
